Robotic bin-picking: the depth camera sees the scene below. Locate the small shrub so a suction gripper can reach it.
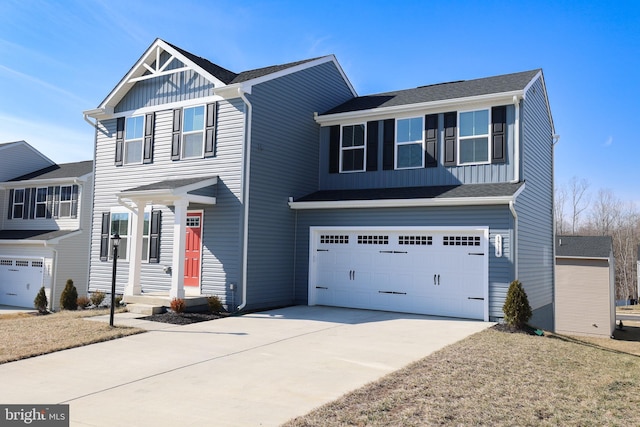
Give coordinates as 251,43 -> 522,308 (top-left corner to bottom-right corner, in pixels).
170,298 -> 186,313
33,286 -> 48,314
503,280 -> 532,329
77,296 -> 91,309
60,279 -> 78,310
207,295 -> 224,313
90,291 -> 106,307
114,295 -> 123,307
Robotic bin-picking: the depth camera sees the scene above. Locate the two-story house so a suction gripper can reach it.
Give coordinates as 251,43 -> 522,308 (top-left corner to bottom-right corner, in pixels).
85,39 -> 555,329
0,141 -> 93,310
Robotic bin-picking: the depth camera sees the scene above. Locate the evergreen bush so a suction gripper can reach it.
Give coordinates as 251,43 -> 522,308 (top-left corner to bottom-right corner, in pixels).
60,279 -> 78,310
33,286 -> 48,314
503,280 -> 532,329
207,295 -> 224,313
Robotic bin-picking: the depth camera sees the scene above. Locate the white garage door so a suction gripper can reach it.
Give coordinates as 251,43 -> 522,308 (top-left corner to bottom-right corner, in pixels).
309,227 -> 488,320
0,258 -> 44,308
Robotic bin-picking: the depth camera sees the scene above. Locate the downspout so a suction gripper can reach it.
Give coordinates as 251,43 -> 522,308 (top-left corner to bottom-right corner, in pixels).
511,95 -> 521,183
237,88 -> 252,312
509,200 -> 518,280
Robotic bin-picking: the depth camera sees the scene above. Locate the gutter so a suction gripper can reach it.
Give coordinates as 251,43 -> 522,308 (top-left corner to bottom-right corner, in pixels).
236,87 -> 253,312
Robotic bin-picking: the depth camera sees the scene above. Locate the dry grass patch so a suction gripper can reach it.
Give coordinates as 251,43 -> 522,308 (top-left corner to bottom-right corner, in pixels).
285,327 -> 640,427
0,309 -> 143,364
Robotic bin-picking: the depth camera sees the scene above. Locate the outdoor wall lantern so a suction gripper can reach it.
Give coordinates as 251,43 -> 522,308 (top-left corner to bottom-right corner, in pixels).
495,234 -> 503,258
109,233 -> 121,327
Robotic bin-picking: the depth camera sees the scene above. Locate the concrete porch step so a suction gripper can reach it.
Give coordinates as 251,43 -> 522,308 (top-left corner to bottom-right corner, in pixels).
126,303 -> 165,315
123,294 -> 210,313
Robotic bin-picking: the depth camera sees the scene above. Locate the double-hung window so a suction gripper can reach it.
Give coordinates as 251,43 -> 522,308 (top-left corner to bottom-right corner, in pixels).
340,124 -> 365,172
124,115 -> 144,164
12,189 -> 25,219
396,117 -> 424,169
109,211 -> 152,261
35,187 -> 47,218
182,106 -> 205,158
59,186 -> 73,217
459,109 -> 490,164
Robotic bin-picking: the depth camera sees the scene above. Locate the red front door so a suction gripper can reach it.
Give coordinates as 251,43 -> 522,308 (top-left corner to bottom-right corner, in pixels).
184,212 -> 202,287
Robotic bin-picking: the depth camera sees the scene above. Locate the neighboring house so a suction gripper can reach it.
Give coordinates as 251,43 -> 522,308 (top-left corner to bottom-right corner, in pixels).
0,142 -> 94,310
84,39 -> 555,329
555,235 -> 615,338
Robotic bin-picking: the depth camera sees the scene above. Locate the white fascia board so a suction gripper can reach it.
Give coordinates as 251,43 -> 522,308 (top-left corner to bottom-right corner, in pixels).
555,255 -> 610,261
0,231 -> 81,246
289,195 -> 515,210
0,176 -> 90,189
185,195 -> 216,205
315,91 -> 523,126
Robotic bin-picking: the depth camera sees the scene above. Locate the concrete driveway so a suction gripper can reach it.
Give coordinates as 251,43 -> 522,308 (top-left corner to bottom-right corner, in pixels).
0,306 -> 491,426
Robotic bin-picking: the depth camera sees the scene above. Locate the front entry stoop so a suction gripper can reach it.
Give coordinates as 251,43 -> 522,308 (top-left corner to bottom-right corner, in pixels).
123,294 -> 210,314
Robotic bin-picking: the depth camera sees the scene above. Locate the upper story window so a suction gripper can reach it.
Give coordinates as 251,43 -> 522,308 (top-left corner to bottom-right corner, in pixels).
59,186 -> 73,217
340,124 -> 365,172
396,117 -> 424,169
124,116 -> 144,164
459,109 -> 489,164
35,187 -> 47,218
12,189 -> 25,219
182,106 -> 205,159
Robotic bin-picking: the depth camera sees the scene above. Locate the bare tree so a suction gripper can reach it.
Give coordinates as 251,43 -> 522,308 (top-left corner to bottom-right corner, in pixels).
589,188 -> 620,236
554,184 -> 568,235
569,176 -> 590,235
611,202 -> 639,301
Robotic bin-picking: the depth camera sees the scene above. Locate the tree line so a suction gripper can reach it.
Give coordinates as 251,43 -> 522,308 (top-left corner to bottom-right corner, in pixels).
555,176 -> 638,301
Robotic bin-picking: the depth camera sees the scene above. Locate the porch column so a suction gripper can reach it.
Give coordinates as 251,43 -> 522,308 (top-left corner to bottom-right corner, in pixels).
170,199 -> 188,299
125,200 -> 145,295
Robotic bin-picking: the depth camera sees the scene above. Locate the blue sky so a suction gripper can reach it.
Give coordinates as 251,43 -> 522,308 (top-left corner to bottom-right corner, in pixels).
1,0 -> 638,203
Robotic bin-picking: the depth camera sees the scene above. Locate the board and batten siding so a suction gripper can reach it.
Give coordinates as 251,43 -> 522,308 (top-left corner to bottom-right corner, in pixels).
89,98 -> 245,304
319,106 -> 516,190
244,61 -> 355,309
293,205 -> 514,321
555,258 -> 614,337
514,76 -> 555,330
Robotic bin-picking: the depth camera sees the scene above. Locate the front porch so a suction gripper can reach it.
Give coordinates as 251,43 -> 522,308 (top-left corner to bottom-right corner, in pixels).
124,293 -> 210,315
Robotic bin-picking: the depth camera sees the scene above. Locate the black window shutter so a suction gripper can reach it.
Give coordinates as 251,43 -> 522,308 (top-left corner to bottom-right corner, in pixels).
382,119 -> 395,170
46,186 -> 54,219
328,125 -> 340,174
491,106 -> 507,163
443,112 -> 457,166
115,117 -> 125,166
425,114 -> 438,168
171,108 -> 182,160
204,102 -> 217,158
28,188 -> 36,219
143,113 -> 155,164
71,185 -> 79,219
148,210 -> 162,263
23,188 -> 31,219
53,186 -> 60,218
7,189 -> 13,220
366,121 -> 379,171
100,212 -> 110,262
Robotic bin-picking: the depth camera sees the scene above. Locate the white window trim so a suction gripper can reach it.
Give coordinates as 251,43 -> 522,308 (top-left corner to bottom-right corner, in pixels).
457,108 -> 491,166
109,207 -> 153,262
395,116 -> 425,170
181,105 -> 205,159
35,187 -> 48,219
12,188 -> 25,219
124,115 -> 144,165
339,123 -> 367,173
59,185 -> 73,218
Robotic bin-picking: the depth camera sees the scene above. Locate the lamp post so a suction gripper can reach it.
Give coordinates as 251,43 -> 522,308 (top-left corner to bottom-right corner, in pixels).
110,233 -> 121,327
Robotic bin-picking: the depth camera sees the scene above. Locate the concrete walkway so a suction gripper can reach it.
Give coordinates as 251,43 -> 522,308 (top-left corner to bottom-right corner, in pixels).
0,306 -> 492,426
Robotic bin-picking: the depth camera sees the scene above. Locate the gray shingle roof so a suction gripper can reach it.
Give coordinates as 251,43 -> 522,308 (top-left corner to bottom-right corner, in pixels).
121,176 -> 216,193
556,235 -> 613,258
296,182 -> 523,202
9,160 -> 93,182
322,69 -> 541,115
0,229 -> 78,241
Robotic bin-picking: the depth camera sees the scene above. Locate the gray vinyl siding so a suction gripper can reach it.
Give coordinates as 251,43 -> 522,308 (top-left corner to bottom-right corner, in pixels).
89,99 -> 245,304
319,105 -> 515,190
115,59 -> 215,113
514,76 -> 554,324
0,144 -> 53,182
244,61 -> 354,309
293,205 -> 514,320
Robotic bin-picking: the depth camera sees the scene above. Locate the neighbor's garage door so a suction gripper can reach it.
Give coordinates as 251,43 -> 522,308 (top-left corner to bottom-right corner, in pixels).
309,228 -> 488,320
0,258 -> 44,308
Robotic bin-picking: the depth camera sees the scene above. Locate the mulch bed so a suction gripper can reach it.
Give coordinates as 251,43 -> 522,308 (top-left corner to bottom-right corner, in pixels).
491,323 -> 543,335
139,311 -> 227,325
